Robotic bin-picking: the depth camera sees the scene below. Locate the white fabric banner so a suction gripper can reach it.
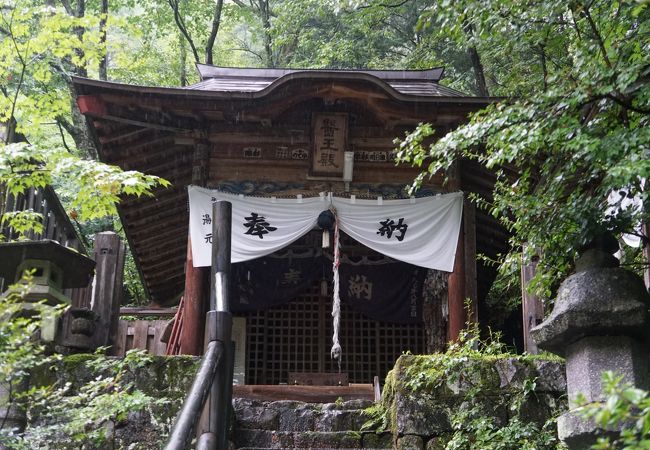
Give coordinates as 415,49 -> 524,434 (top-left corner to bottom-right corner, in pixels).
332,194 -> 463,272
189,186 -> 326,265
188,186 -> 463,272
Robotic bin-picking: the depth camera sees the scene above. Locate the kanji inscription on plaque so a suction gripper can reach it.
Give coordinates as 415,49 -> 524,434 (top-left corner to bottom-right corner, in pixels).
311,113 -> 347,177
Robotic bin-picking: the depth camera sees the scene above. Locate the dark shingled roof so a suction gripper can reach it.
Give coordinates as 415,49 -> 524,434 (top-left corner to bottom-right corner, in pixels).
187,64 -> 467,98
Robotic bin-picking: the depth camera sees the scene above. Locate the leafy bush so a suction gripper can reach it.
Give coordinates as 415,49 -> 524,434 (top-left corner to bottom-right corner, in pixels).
0,277 -> 169,449
364,325 -> 567,450
578,371 -> 650,450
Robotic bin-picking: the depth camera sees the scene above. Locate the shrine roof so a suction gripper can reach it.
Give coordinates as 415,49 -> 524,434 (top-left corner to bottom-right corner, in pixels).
71,66 -> 506,306
186,65 -> 466,98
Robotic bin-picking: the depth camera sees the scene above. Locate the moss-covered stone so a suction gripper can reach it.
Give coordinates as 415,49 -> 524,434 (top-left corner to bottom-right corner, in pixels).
397,433 -> 424,450
369,354 -> 566,443
26,354 -> 201,448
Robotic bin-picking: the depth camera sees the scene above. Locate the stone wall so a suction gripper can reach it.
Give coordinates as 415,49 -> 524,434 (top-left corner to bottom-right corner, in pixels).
378,355 -> 567,449
22,353 -> 567,449
28,353 -> 200,448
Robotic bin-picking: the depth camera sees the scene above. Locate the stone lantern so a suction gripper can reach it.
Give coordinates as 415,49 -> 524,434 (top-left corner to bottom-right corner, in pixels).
0,240 -> 95,435
0,240 -> 95,342
531,235 -> 650,449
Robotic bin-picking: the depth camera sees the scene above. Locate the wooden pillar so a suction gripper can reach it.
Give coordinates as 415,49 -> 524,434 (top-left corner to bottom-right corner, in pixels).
447,222 -> 466,342
179,239 -> 207,355
446,161 -> 478,342
179,142 -> 210,355
521,246 -> 544,353
91,231 -> 126,349
463,200 -> 478,323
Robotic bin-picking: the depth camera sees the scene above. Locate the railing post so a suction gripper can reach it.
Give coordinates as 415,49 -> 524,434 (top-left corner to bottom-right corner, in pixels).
197,201 -> 233,450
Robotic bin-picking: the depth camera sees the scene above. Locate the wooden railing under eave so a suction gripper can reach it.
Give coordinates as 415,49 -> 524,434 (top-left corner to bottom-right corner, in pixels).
1,185 -> 86,254
1,185 -> 91,307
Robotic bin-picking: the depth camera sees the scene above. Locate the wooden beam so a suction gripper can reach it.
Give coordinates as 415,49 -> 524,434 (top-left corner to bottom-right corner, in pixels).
98,127 -> 153,145
232,384 -> 374,403
91,232 -> 126,351
128,215 -> 187,238
77,95 -> 107,116
124,200 -> 188,224
119,307 -> 176,318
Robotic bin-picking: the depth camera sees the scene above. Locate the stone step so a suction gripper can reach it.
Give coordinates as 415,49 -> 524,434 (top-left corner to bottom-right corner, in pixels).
234,398 -> 374,433
233,430 -> 393,449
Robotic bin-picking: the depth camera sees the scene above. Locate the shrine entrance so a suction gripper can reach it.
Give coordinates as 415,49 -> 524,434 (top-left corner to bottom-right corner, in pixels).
229,230 -> 440,385
240,282 -> 427,385
73,66 -> 510,382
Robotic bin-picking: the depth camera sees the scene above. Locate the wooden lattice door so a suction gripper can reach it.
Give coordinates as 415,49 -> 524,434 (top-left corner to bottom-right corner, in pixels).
242,280 -> 426,385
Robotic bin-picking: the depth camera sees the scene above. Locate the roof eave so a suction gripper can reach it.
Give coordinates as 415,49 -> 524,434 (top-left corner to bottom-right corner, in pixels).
71,75 -> 499,106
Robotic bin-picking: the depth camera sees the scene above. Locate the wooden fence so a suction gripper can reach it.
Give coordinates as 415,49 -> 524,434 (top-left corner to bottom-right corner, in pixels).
112,307 -> 176,356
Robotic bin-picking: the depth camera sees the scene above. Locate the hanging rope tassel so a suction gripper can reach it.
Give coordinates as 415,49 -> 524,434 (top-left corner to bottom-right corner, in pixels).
330,206 -> 342,370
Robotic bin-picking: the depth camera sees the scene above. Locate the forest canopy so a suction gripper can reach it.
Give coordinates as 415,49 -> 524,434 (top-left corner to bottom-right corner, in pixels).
1,0 -> 648,298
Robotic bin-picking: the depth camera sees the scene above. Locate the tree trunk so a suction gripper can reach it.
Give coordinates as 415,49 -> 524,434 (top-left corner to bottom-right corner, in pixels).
59,89 -> 98,159
205,0 -> 224,65
259,0 -> 274,67
468,46 -> 489,97
99,0 -> 109,81
180,29 -> 188,86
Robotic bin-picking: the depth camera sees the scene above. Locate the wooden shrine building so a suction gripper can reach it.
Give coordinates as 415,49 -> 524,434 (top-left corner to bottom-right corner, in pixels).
73,66 -> 508,385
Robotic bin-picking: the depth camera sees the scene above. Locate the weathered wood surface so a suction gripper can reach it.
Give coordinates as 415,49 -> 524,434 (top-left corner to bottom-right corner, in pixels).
463,199 -> 478,323
287,372 -> 349,386
447,231 -> 466,342
111,319 -> 169,356
75,73 -> 506,309
91,232 -> 126,349
180,237 -> 206,355
1,186 -> 85,254
232,384 -> 374,403
521,245 -> 544,354
119,307 -> 176,317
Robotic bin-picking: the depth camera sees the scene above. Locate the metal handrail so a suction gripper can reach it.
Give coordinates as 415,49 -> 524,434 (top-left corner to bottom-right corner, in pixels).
164,340 -> 224,449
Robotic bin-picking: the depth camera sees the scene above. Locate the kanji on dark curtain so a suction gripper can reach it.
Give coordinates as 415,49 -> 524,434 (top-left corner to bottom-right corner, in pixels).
231,253 -> 424,324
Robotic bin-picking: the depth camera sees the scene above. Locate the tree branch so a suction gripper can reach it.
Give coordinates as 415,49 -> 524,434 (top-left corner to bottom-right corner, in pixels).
59,0 -> 74,16
167,0 -> 200,64
205,0 -> 224,65
606,94 -> 650,115
580,2 -> 612,69
99,0 -> 108,80
57,121 -> 72,152
358,0 -> 410,9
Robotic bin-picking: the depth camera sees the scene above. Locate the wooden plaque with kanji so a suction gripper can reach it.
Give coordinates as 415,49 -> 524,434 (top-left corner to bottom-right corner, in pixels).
311,113 -> 348,177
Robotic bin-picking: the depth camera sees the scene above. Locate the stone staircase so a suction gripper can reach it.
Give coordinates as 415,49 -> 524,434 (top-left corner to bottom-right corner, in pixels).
232,398 -> 392,450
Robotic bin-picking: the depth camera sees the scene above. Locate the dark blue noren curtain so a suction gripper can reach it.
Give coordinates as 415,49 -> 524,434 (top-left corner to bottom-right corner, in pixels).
231,254 -> 424,324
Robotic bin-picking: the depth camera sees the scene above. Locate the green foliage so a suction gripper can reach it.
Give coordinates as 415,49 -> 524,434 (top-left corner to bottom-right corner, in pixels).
396,0 -> 650,296
0,274 -> 60,444
0,277 -> 169,448
15,349 -> 167,449
271,0 -> 423,69
1,211 -> 43,241
0,142 -> 170,238
0,274 -> 61,412
0,2 -> 104,138
578,371 -> 650,449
